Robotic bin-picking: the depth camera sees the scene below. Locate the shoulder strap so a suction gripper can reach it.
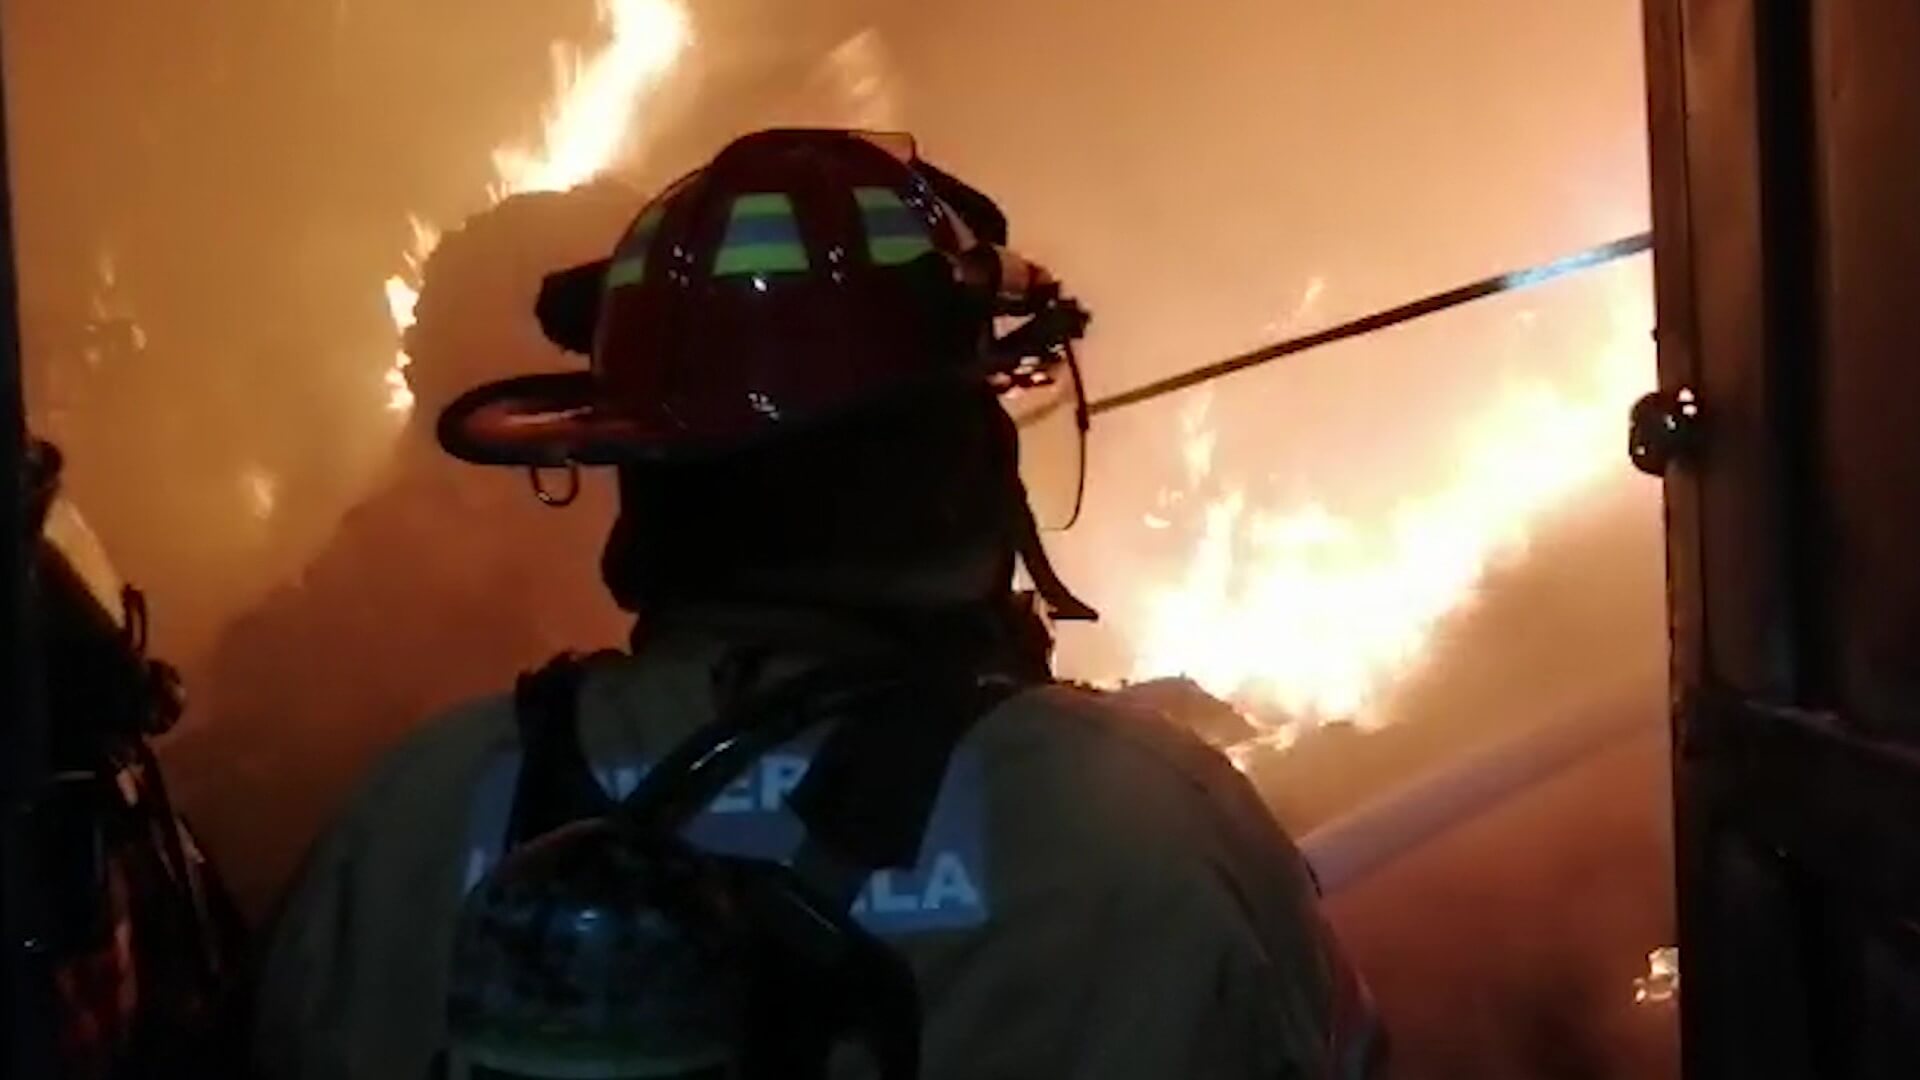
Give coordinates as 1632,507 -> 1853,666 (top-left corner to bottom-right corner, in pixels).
788,673 -> 1026,875
784,673 -> 1027,913
504,654 -> 614,850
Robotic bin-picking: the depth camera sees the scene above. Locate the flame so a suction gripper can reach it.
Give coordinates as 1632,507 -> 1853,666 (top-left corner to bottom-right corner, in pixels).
1129,272 -> 1654,728
380,280 -> 420,414
379,0 -> 693,416
381,216 -> 441,414
488,0 -> 693,200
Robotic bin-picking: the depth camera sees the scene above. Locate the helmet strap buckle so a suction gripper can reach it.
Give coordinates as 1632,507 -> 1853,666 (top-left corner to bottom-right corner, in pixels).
527,461 -> 581,508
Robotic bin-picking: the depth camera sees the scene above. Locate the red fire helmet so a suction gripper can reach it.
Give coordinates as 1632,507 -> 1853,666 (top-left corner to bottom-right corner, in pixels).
438,129 -> 1090,522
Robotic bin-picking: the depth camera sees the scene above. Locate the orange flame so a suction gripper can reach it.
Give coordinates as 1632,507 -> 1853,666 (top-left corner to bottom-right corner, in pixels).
381,216 -> 440,414
1129,272 -> 1654,730
380,0 -> 693,416
489,0 -> 694,200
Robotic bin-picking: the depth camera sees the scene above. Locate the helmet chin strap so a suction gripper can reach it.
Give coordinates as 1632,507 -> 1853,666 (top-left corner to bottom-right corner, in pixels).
952,244 -> 1094,626
1008,481 -> 1097,622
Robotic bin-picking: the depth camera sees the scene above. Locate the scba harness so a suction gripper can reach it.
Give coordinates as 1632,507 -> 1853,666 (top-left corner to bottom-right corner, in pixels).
442,647 -> 1035,1080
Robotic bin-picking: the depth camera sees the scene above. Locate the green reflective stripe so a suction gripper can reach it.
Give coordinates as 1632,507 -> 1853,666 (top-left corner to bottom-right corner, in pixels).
854,186 -> 933,265
713,193 -> 808,276
626,205 -> 664,240
608,204 -> 665,288
605,256 -> 647,289
855,186 -> 908,212
618,207 -> 664,257
868,234 -> 934,265
713,242 -> 809,275
732,192 -> 796,217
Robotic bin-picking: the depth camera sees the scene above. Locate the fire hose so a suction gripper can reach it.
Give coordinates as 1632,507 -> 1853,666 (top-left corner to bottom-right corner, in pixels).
1078,233 -> 1660,890
1087,232 -> 1653,418
1299,703 -> 1655,896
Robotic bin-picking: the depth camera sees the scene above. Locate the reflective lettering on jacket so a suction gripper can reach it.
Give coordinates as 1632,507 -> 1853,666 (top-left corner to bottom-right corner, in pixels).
459,743 -> 990,935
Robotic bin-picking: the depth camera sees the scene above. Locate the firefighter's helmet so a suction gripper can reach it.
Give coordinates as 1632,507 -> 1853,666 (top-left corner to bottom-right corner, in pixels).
406,183 -> 640,418
436,128 -> 1090,526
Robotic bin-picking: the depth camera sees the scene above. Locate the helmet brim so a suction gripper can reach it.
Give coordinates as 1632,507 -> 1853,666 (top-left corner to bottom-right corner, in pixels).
436,372 -> 665,467
437,351 -> 1061,470
436,368 -> 991,468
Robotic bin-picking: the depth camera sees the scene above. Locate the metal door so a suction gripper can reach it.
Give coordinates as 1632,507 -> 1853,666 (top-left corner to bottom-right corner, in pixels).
1641,1 -> 1920,1076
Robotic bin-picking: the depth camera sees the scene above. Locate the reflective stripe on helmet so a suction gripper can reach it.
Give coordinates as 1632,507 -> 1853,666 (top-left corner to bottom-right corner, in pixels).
712,193 -> 808,275
623,203 -> 666,248
605,204 -> 666,291
854,186 -> 934,265
604,257 -> 647,290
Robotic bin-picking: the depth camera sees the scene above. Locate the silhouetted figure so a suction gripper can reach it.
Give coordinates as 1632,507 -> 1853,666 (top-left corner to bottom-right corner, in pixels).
255,130 -> 1383,1080
25,439 -> 252,1078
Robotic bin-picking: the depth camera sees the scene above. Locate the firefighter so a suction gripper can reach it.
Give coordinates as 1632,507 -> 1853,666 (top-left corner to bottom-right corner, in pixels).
167,184 -> 638,919
255,129 -> 1380,1078
23,439 -> 251,1077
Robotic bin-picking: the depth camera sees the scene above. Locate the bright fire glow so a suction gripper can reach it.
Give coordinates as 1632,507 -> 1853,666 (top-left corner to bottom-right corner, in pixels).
380,0 -> 693,416
381,279 -> 419,414
1129,273 -> 1653,729
489,0 -> 693,200
381,216 -> 440,414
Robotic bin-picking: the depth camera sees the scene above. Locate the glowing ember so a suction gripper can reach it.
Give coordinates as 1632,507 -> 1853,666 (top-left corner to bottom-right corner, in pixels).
1128,273 -> 1653,727
380,0 -> 693,416
94,250 -> 117,297
241,464 -> 280,521
1634,945 -> 1680,1005
83,250 -> 148,367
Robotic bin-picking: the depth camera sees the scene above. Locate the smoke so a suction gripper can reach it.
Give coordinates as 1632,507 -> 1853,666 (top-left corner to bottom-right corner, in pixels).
1328,728 -> 1677,1080
6,0 -> 1651,675
5,0 -> 616,657
8,0 -> 1672,1070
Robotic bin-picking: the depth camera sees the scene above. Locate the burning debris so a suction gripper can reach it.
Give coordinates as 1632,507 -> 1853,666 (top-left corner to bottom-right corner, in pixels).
379,0 -> 693,420
1117,269 -> 1654,739
1109,675 -> 1264,747
6,2 -> 1676,1072
359,0 -> 1661,786
382,216 -> 442,415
